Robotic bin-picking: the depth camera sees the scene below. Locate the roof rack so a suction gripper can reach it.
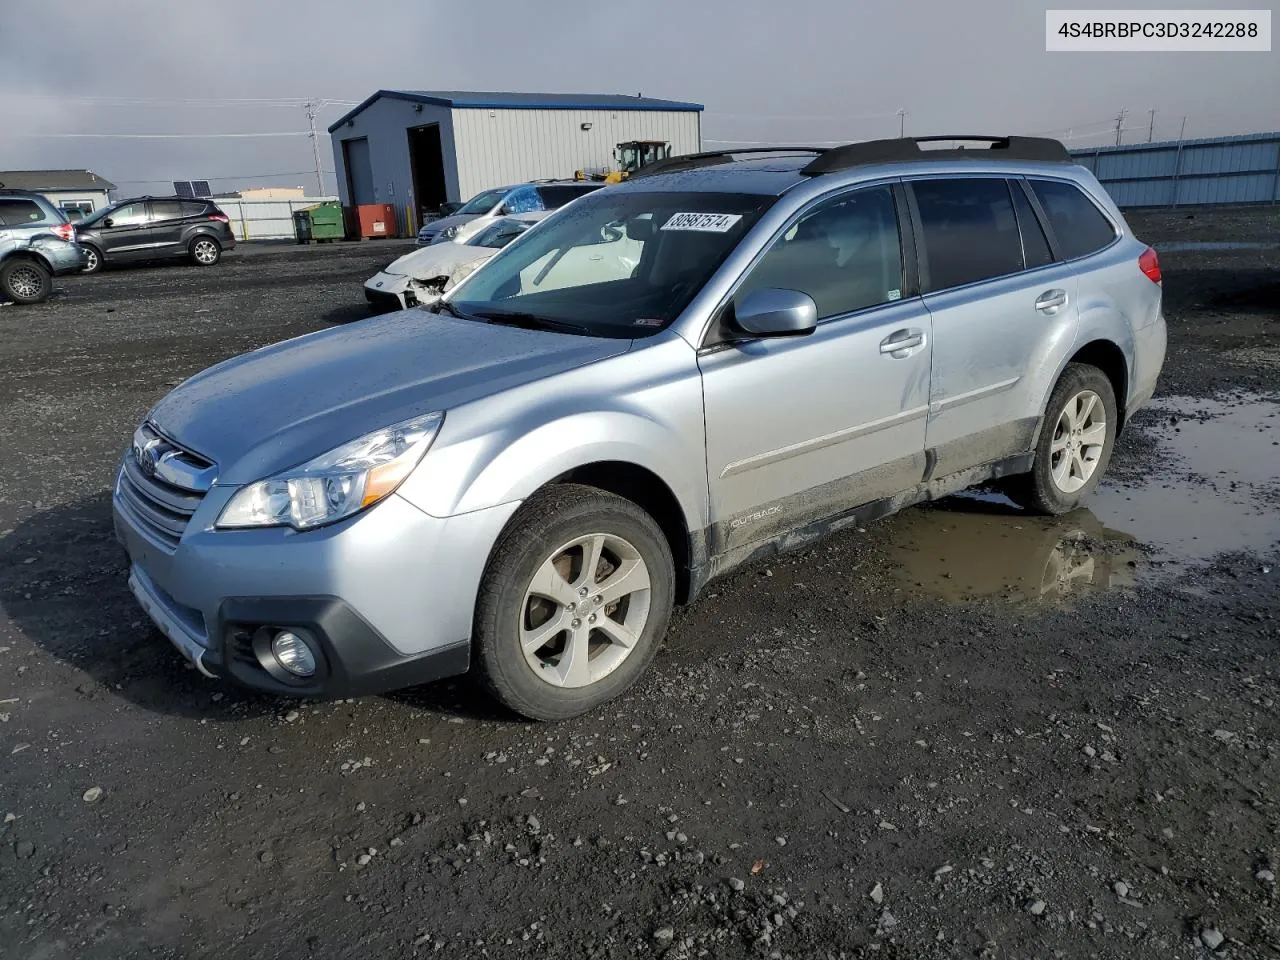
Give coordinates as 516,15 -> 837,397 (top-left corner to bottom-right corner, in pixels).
800,135 -> 1070,175
630,146 -> 829,179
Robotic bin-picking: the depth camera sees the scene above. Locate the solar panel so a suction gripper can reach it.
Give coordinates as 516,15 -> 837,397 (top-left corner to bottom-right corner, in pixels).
173,181 -> 194,198
192,180 -> 212,198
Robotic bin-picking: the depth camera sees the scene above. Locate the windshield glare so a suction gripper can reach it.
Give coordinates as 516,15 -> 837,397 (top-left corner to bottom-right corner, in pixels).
450,190 -> 774,338
457,189 -> 508,216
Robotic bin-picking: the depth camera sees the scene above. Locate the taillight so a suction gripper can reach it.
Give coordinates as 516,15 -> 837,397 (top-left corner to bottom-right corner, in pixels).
1138,246 -> 1162,284
51,222 -> 75,242
208,212 -> 230,223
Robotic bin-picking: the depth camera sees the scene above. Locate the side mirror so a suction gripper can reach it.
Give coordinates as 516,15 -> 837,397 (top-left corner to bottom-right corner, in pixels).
732,288 -> 818,338
102,217 -> 115,228
624,216 -> 655,241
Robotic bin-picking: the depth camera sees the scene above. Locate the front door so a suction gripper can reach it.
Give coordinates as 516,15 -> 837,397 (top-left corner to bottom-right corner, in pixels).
907,177 -> 1081,477
100,201 -> 153,260
699,183 -> 932,557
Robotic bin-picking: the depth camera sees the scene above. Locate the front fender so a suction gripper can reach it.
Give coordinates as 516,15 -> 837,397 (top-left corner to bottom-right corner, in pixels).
396,336 -> 709,535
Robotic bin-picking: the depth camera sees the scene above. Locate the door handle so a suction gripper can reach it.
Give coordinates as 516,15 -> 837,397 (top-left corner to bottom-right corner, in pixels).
879,329 -> 925,356
1035,289 -> 1068,314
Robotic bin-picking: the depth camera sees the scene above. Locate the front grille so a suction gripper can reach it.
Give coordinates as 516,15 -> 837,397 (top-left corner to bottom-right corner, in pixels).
117,426 -> 215,551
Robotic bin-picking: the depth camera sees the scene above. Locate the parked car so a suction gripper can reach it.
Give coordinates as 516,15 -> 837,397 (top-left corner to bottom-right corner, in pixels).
76,197 -> 236,273
113,136 -> 1166,721
415,181 -> 602,246
366,211 -> 644,312
366,213 -> 548,312
0,188 -> 85,304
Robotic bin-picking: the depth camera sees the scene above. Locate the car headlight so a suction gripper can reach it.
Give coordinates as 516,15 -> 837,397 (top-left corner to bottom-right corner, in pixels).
432,225 -> 460,244
217,411 -> 443,531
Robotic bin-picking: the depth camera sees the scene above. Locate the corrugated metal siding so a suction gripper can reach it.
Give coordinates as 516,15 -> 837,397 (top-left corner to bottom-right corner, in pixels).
451,109 -> 701,199
1071,131 -> 1280,207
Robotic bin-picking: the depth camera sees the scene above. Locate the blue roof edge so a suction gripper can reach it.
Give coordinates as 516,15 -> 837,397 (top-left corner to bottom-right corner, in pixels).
328,89 -> 703,132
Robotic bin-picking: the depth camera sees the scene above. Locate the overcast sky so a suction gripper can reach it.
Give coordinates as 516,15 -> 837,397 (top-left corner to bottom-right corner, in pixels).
2,0 -> 1276,196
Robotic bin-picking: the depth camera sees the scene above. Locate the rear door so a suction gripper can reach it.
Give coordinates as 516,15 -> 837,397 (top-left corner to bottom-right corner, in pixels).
907,176 -> 1079,478
699,182 -> 933,555
147,200 -> 190,254
99,201 -> 153,259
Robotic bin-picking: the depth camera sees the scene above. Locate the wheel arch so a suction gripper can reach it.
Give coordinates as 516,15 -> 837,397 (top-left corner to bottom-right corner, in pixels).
1066,338 -> 1130,429
2,250 -> 53,275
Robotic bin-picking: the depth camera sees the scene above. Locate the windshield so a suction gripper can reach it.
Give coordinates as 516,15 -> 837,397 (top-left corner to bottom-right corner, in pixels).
449,190 -> 775,338
457,189 -> 508,216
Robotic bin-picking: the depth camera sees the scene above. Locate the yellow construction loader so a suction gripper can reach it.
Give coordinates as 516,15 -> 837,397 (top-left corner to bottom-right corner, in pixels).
576,140 -> 673,183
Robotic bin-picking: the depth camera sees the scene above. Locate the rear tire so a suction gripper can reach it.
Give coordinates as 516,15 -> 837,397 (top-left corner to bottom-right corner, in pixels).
1005,363 -> 1118,515
473,484 -> 675,721
81,245 -> 104,274
0,258 -> 51,304
189,236 -> 221,266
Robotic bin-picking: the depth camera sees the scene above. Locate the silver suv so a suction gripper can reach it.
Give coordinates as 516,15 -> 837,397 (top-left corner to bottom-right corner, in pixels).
114,136 -> 1166,720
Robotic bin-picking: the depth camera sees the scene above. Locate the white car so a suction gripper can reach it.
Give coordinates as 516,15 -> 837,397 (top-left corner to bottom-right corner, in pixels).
365,214 -> 544,312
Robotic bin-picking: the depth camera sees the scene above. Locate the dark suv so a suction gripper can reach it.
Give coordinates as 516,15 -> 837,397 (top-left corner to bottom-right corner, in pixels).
0,189 -> 85,304
76,197 -> 236,273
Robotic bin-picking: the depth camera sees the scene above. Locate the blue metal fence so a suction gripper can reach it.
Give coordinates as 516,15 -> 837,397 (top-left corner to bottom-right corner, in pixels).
1071,131 -> 1280,207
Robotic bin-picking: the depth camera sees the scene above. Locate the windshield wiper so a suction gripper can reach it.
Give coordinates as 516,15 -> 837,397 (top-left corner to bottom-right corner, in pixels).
469,309 -> 592,336
431,299 -> 467,319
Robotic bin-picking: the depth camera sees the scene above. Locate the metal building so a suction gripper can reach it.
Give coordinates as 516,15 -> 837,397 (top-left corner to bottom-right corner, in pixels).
327,89 -> 703,233
1072,131 -> 1280,207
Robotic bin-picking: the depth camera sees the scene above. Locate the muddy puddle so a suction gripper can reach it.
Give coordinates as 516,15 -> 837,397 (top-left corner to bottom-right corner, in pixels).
886,393 -> 1280,603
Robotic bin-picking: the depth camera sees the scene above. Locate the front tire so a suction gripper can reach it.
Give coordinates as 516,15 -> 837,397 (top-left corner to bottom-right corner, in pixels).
189,236 -> 221,266
1006,363 -> 1118,515
474,484 -> 675,721
0,258 -> 51,304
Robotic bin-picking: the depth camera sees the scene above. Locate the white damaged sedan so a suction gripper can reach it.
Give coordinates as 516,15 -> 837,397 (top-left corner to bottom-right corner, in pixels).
364,213 -> 545,312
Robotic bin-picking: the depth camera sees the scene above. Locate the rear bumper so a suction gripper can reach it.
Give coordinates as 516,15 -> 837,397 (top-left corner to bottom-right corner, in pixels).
36,240 -> 86,275
1128,311 -> 1167,416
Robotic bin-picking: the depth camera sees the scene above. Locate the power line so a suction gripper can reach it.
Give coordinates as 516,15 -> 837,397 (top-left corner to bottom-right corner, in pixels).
15,94 -> 358,107
11,131 -> 312,139
110,171 -> 336,184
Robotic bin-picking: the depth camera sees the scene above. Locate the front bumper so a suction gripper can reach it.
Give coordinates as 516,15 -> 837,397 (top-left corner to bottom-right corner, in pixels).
113,472 -> 520,697
364,272 -> 410,312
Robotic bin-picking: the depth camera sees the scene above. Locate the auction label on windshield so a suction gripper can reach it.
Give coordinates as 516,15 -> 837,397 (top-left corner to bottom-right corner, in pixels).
661,212 -> 743,232
1046,10 -> 1270,50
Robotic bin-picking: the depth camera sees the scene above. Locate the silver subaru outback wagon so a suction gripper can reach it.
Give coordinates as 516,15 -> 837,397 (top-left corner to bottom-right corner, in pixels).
113,136 -> 1166,720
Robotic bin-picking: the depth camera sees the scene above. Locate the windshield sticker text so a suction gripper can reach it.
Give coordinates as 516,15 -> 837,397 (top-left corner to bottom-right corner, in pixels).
661,212 -> 743,233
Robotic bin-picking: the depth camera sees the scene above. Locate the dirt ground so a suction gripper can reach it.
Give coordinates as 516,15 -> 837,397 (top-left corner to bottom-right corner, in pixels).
0,211 -> 1277,960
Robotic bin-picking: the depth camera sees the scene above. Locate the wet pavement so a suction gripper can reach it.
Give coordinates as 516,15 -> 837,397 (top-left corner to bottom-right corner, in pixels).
888,392 -> 1280,603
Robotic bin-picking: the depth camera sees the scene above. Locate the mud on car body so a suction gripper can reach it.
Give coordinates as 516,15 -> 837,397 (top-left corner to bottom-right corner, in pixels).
114,136 -> 1165,719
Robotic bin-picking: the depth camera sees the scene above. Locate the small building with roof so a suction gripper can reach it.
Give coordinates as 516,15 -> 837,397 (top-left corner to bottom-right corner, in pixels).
328,89 -> 702,233
0,169 -> 116,220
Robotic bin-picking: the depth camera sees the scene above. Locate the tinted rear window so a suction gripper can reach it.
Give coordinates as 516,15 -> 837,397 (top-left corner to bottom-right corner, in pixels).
150,200 -> 186,221
0,198 -> 48,226
181,201 -> 210,217
912,178 -> 1023,292
1029,180 -> 1116,260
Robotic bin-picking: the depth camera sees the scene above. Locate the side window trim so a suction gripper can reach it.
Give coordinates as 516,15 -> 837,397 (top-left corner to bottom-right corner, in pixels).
700,177 -> 914,349
1014,178 -> 1062,261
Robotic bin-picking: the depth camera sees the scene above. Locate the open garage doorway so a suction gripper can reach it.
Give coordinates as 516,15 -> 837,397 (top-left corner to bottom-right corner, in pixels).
408,123 -> 448,233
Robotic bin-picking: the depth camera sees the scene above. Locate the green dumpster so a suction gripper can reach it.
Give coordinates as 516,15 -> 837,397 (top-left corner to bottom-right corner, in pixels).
304,201 -> 345,242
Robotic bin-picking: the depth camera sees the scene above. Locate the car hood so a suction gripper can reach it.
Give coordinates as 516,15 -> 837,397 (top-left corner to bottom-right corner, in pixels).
149,312 -> 631,485
385,243 -> 493,281
421,213 -> 479,234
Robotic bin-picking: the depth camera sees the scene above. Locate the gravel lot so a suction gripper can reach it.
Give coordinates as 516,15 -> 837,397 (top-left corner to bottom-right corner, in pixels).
1,212 -> 1277,960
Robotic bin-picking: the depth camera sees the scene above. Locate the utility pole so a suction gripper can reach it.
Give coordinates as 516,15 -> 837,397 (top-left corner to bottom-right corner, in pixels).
897,109 -> 906,138
1178,115 -> 1187,141
304,101 -> 325,197
1147,108 -> 1156,143
1114,108 -> 1127,146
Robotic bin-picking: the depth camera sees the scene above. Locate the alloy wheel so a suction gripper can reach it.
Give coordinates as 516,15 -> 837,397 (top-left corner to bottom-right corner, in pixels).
519,532 -> 652,689
7,265 -> 44,300
193,240 -> 218,264
1050,389 -> 1107,493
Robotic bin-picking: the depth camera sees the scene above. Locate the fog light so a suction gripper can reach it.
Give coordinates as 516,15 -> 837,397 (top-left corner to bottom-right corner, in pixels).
271,630 -> 316,677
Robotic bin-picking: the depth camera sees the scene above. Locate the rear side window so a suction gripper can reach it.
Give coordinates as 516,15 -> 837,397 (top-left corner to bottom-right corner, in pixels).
0,198 -> 48,226
150,200 -> 186,221
1011,183 -> 1053,269
1029,180 -> 1116,260
911,178 -> 1023,292
181,201 -> 210,217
